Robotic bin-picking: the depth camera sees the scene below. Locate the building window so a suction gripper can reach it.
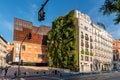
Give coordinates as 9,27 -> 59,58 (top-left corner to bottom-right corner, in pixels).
22,45 -> 25,51
38,54 -> 44,59
113,50 -> 116,53
81,32 -> 84,38
85,49 -> 88,52
90,64 -> 92,71
81,47 -> 83,50
113,43 -> 115,45
85,41 -> 89,48
81,65 -> 84,71
85,56 -> 89,61
42,35 -> 48,45
81,55 -> 83,60
90,43 -> 93,49
85,34 -> 89,40
81,40 -> 84,46
90,50 -> 92,53
113,53 -> 117,61
90,57 -> 92,61
90,36 -> 93,42
84,26 -> 88,31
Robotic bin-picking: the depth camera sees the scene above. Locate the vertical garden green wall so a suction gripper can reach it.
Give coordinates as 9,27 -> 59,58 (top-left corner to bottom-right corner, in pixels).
47,10 -> 79,71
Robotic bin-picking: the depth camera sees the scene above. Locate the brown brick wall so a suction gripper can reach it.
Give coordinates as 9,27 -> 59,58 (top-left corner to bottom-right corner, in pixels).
113,40 -> 120,60
14,29 -> 42,44
13,18 -> 50,63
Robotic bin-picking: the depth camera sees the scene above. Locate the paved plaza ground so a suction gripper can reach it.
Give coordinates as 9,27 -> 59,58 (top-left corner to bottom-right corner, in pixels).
65,71 -> 120,80
0,65 -> 120,80
0,65 -> 51,80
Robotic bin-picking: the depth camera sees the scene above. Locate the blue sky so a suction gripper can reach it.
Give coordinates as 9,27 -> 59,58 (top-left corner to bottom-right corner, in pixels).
0,0 -> 120,42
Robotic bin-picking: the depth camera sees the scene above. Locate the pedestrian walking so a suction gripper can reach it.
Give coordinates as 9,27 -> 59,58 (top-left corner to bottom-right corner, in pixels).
4,66 -> 8,76
0,67 -> 3,77
0,67 -> 2,74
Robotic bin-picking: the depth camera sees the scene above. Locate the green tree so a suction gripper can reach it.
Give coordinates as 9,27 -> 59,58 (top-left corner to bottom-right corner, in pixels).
47,10 -> 79,71
100,0 -> 120,24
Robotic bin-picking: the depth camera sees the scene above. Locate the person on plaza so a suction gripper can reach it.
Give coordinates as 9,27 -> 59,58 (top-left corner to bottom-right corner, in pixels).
4,66 -> 8,76
0,67 -> 3,75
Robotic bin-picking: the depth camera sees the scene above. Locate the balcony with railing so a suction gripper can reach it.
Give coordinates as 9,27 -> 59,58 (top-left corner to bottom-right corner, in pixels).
90,45 -> 93,49
85,44 -> 89,48
90,38 -> 93,42
81,42 -> 84,46
81,34 -> 84,38
85,34 -> 89,40
85,36 -> 89,40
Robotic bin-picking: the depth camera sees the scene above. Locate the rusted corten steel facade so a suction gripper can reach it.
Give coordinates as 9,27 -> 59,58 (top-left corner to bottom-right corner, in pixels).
13,18 -> 51,64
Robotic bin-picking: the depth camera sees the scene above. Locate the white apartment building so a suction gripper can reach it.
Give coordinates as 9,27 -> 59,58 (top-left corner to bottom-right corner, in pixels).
92,23 -> 113,71
74,10 -> 113,72
0,35 -> 7,67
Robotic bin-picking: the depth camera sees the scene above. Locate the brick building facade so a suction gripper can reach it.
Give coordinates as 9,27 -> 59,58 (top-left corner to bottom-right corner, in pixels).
13,18 -> 51,65
113,39 -> 120,70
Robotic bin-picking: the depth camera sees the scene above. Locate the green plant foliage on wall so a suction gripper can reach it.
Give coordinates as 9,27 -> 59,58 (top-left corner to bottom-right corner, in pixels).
90,52 -> 93,56
81,50 -> 84,54
85,51 -> 89,55
47,10 -> 79,71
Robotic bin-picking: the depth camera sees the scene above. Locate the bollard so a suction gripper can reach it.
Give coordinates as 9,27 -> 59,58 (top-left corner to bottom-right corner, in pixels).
14,71 -> 17,78
24,72 -> 26,75
36,72 -> 39,74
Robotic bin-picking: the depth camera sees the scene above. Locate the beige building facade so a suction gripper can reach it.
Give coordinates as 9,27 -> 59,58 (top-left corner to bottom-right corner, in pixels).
74,10 -> 113,72
0,35 -> 7,67
92,23 -> 113,71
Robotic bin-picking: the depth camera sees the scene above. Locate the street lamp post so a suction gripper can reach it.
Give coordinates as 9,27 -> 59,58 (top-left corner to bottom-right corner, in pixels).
17,32 -> 32,79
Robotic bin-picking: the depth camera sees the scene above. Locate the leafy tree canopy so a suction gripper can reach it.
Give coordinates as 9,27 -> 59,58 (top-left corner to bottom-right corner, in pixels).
100,0 -> 120,24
